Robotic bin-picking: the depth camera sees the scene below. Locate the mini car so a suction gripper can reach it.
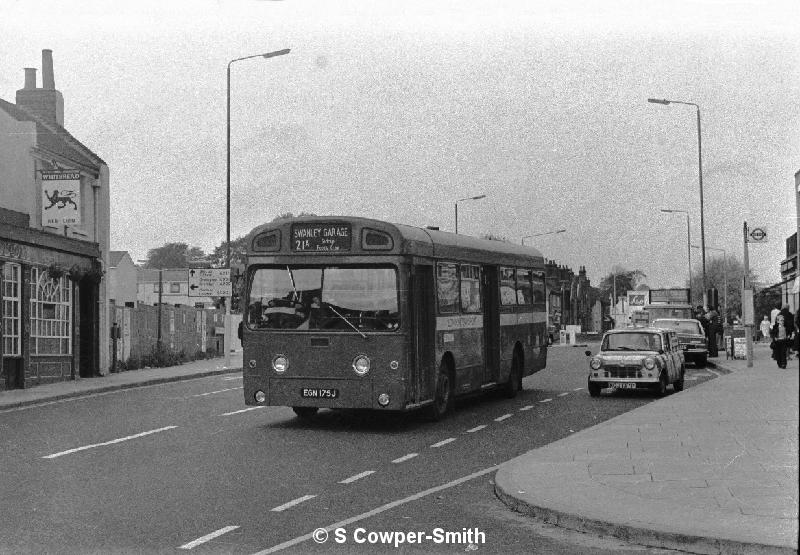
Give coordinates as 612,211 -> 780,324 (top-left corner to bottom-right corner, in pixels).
585,328 -> 685,397
651,318 -> 708,367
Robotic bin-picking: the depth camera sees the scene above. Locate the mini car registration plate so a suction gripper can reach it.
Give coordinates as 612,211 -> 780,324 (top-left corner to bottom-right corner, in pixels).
301,388 -> 339,399
611,382 -> 636,389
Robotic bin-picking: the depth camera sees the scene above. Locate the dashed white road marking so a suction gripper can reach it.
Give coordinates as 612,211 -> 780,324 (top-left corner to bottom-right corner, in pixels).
557,392 -> 569,397
466,425 -> 487,432
430,438 -> 456,448
179,526 -> 239,549
685,377 -> 698,381
270,495 -> 317,512
251,465 -> 500,554
518,405 -> 534,411
494,414 -> 512,422
192,387 -> 242,397
222,376 -> 243,380
706,369 -> 721,377
220,407 -> 265,416
391,453 -> 418,463
539,398 -> 553,403
42,426 -> 178,459
339,470 -> 376,484
573,387 -> 584,391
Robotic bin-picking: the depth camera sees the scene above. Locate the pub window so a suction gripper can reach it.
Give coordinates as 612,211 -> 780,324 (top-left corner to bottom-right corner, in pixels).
516,269 -> 533,305
460,265 -> 482,313
436,262 -> 459,314
2,263 -> 22,356
500,267 -> 516,305
30,267 -> 72,355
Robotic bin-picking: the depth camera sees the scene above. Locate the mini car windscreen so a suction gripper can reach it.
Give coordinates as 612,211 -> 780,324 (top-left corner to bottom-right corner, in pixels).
602,332 -> 663,351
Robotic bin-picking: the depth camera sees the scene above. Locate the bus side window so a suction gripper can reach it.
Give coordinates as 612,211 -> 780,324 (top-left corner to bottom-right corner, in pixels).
500,267 -> 516,306
460,264 -> 482,313
516,268 -> 532,305
436,262 -> 459,314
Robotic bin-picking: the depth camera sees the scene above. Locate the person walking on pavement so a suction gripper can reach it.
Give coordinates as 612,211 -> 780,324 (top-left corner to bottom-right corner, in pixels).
759,315 -> 772,343
771,311 -> 793,369
705,306 -> 720,357
779,305 -> 796,361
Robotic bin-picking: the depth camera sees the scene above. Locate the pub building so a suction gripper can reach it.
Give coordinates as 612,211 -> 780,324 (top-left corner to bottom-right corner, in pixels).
1,49 -> 110,390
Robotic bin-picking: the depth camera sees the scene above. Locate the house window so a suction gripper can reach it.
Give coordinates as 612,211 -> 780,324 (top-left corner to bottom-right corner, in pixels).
30,267 -> 72,355
2,263 -> 22,356
170,282 -> 181,294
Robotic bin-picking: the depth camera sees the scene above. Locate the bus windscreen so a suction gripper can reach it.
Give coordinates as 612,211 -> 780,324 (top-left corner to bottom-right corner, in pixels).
247,265 -> 400,331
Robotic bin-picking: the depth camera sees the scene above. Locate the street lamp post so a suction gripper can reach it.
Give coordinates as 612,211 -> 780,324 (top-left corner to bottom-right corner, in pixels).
661,209 -> 692,304
692,245 -> 727,322
522,228 -> 566,246
227,48 -> 290,368
454,195 -> 486,234
648,98 -> 706,306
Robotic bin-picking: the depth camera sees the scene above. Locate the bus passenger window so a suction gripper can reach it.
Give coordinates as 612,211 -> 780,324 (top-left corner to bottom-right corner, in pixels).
500,267 -> 516,306
437,263 -> 459,314
516,269 -> 532,305
531,271 -> 545,305
460,264 -> 482,313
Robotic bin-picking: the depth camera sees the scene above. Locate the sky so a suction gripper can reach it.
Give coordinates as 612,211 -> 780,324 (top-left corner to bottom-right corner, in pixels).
2,0 -> 799,288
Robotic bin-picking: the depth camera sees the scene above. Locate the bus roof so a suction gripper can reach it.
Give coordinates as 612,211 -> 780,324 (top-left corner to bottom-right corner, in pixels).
246,216 -> 545,267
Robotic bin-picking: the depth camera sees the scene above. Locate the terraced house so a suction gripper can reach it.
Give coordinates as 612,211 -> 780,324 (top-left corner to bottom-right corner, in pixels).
1,49 -> 110,389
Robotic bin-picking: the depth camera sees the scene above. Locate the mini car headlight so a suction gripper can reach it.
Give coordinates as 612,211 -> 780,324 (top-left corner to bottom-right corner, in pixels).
272,355 -> 289,373
353,355 -> 371,376
377,393 -> 390,406
589,358 -> 602,370
643,357 -> 656,370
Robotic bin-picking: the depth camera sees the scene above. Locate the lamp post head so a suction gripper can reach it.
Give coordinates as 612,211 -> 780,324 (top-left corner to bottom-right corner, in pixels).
472,194 -> 486,200
263,48 -> 291,59
648,98 -> 670,105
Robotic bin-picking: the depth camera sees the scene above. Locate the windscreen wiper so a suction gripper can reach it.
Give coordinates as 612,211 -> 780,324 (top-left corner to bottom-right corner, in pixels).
286,266 -> 299,303
327,305 -> 367,339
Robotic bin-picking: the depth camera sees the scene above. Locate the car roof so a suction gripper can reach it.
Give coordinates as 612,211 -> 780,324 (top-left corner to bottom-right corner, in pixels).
605,328 -> 667,335
651,318 -> 699,323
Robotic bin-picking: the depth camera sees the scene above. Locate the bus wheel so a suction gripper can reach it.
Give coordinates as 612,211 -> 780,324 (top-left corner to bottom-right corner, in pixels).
429,363 -> 453,421
502,354 -> 522,399
292,406 -> 319,419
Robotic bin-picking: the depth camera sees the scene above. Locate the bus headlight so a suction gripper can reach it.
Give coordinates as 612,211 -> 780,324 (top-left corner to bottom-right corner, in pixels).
272,355 -> 289,373
353,355 -> 370,376
643,357 -> 656,370
589,358 -> 602,370
377,393 -> 390,406
254,390 -> 266,403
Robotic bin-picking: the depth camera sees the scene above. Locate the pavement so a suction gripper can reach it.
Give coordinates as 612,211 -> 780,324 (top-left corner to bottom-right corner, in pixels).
496,342 -> 799,554
1,345 -> 797,554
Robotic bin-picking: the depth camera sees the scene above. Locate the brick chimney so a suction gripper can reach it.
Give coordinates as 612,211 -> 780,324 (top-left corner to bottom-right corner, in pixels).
16,49 -> 64,126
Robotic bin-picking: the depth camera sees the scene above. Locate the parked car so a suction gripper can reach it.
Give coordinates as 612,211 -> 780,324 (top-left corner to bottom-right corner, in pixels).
585,328 -> 685,397
651,318 -> 708,367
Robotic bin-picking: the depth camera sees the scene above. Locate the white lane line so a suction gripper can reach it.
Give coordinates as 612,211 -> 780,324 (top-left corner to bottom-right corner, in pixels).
42,426 -> 178,459
573,387 -> 584,391
220,407 -> 265,416
270,495 -> 317,512
192,387 -> 242,397
251,465 -> 499,554
391,453 -> 418,463
518,405 -> 534,411
494,414 -> 512,422
466,425 -> 487,433
430,438 -> 456,448
557,392 -> 569,397
339,470 -> 376,484
179,526 -> 239,549
706,369 -> 721,377
540,398 -> 552,403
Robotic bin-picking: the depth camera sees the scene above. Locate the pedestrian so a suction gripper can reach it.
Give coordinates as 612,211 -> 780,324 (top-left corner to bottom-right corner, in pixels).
759,315 -> 771,343
771,312 -> 792,369
771,305 -> 780,326
779,305 -> 796,361
705,306 -> 720,357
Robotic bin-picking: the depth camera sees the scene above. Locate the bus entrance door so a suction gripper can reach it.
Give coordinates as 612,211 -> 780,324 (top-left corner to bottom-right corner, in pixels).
411,265 -> 436,403
482,266 -> 499,384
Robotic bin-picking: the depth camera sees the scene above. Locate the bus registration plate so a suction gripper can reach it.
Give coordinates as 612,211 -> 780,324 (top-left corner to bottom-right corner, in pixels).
301,388 -> 339,399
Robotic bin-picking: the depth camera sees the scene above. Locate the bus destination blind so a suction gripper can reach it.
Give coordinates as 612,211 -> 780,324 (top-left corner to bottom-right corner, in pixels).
291,223 -> 352,252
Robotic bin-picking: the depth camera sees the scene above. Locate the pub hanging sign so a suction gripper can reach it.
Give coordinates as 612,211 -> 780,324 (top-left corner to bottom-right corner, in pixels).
41,170 -> 81,226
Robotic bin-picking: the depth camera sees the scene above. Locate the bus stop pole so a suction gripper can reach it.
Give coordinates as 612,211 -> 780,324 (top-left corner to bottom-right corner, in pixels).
224,295 -> 231,369
743,222 -> 753,368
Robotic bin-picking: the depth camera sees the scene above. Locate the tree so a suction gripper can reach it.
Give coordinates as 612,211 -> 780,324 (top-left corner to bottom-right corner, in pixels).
689,254 -> 757,322
597,266 -> 647,304
144,243 -> 205,269
209,236 -> 248,268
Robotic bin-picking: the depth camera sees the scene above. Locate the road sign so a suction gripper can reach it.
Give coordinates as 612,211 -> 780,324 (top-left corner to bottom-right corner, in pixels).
746,226 -> 768,243
187,268 -> 231,297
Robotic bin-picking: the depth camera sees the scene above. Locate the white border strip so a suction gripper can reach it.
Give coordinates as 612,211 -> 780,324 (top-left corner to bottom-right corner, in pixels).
339,470 -> 376,484
494,414 -> 512,422
42,426 -> 178,459
179,526 -> 239,549
466,425 -> 487,432
430,438 -> 456,448
221,407 -> 264,416
270,495 -> 317,512
391,453 -> 418,463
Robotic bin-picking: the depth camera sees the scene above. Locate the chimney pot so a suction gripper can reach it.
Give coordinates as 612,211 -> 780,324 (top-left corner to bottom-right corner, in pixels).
23,68 -> 37,89
42,49 -> 55,90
